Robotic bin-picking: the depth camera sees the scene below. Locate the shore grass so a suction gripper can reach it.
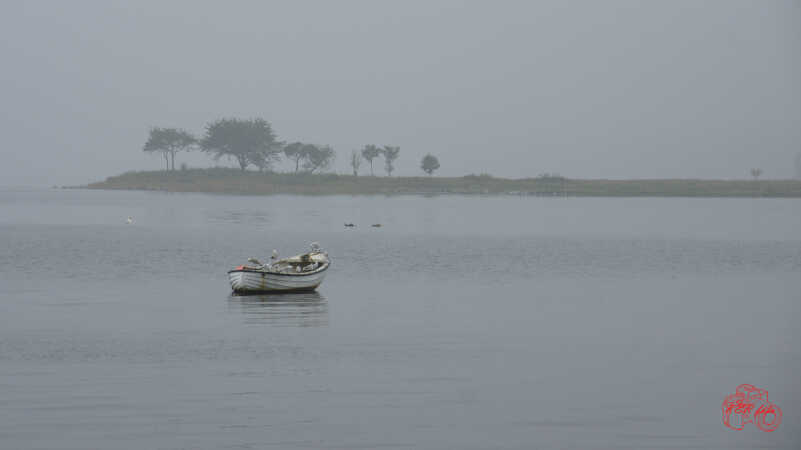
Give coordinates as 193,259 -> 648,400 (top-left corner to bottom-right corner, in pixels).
84,168 -> 801,197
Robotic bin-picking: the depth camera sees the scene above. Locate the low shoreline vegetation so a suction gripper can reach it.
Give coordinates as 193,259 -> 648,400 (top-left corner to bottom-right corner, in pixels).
84,168 -> 801,197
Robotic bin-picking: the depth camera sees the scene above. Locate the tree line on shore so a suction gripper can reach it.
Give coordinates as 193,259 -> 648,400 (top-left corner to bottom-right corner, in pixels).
143,117 -> 440,176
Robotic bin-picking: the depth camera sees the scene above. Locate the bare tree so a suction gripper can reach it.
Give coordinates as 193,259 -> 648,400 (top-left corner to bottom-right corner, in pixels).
750,168 -> 762,180
350,150 -> 362,176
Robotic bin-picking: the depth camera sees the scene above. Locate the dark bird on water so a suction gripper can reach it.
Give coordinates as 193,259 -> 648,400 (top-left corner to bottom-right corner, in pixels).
344,223 -> 356,228
371,224 -> 382,228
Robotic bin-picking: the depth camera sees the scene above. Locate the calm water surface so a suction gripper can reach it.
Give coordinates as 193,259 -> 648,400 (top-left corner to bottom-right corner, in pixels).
1,189 -> 799,449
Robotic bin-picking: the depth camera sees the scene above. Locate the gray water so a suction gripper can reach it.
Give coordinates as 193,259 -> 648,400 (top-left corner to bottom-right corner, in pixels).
1,189 -> 799,450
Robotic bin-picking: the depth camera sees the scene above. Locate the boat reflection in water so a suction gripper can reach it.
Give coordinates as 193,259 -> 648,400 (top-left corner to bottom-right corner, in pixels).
227,291 -> 328,327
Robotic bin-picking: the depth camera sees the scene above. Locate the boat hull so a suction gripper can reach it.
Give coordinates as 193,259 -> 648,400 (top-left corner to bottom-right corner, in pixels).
228,264 -> 329,294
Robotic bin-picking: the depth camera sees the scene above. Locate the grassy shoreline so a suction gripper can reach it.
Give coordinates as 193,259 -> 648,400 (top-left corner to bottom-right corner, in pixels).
84,168 -> 801,197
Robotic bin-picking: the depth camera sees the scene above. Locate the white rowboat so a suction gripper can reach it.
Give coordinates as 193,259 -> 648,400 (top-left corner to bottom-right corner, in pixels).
228,244 -> 330,294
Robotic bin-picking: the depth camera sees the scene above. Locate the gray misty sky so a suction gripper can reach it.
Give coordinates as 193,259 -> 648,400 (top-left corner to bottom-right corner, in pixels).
1,0 -> 800,186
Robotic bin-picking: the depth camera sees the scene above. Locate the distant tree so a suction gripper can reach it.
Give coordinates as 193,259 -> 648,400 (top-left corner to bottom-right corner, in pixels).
361,145 -> 381,176
750,168 -> 762,180
251,145 -> 283,172
200,118 -> 282,171
420,154 -> 440,175
284,142 -> 310,173
302,145 -> 335,173
283,142 -> 334,173
350,150 -> 362,176
382,145 -> 400,176
142,127 -> 196,171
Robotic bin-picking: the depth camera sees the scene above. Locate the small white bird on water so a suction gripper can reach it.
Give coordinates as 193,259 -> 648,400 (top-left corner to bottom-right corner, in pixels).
126,216 -> 133,224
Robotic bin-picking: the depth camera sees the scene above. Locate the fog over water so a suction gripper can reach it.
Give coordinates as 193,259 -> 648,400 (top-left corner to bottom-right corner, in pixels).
2,0 -> 800,186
